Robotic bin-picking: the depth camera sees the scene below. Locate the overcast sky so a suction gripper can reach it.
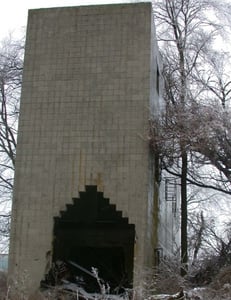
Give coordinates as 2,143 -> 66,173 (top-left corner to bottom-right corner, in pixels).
0,0 -> 150,40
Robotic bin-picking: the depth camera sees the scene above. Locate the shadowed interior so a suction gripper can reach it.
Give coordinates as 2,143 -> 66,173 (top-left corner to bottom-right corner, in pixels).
52,185 -> 135,292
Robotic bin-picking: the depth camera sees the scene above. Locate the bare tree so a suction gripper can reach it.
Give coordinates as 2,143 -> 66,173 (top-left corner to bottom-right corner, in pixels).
150,0 -> 231,272
188,211 -> 206,264
0,35 -> 24,250
190,51 -> 231,193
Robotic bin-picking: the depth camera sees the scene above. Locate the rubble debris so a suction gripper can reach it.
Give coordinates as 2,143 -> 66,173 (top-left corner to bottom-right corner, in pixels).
40,260 -> 132,299
41,260 -> 71,287
147,288 -> 185,300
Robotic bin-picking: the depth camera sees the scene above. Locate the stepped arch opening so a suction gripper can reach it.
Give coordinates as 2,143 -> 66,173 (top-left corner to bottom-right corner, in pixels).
50,185 -> 135,292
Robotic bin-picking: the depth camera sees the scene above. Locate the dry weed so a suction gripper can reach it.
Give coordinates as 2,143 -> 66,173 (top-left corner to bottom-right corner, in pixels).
211,265 -> 231,289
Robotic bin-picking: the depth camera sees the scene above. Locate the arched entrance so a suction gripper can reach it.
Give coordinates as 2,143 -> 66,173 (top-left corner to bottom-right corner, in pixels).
52,185 -> 135,292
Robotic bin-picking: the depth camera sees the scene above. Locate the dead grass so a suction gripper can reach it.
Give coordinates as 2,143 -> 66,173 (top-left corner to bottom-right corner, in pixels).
1,266 -> 231,299
210,265 -> 231,289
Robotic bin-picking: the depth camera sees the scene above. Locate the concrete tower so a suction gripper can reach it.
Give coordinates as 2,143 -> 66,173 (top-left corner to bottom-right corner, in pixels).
9,2 -> 162,293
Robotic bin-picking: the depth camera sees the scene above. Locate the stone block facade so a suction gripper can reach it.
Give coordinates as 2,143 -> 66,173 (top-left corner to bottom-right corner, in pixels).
9,2 -> 162,293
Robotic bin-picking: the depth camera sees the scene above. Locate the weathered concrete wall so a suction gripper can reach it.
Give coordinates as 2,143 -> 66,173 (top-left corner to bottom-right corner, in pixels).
9,2 -> 161,292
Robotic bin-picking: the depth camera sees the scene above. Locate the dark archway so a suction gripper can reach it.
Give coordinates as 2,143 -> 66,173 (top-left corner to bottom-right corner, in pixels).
52,185 -> 135,292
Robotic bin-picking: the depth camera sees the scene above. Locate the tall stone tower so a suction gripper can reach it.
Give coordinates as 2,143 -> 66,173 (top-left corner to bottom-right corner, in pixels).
9,2 -> 162,293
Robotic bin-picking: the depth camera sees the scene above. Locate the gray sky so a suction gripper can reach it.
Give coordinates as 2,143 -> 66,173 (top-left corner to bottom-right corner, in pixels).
0,0 -> 149,40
